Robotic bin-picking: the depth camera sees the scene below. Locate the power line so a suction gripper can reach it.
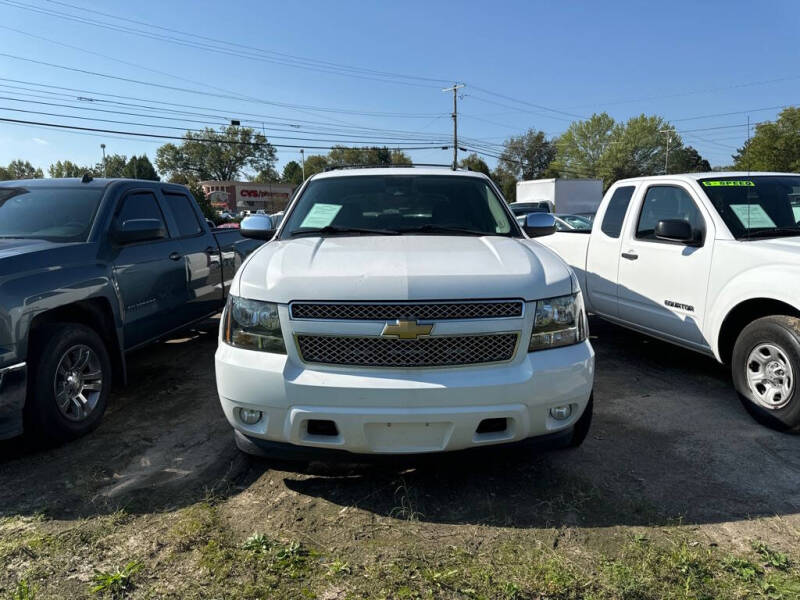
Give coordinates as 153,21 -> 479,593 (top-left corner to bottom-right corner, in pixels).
1,0 -> 452,89
0,116 -> 451,151
0,52 -> 445,119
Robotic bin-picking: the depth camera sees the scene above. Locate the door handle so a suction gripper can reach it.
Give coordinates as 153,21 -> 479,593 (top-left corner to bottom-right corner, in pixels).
169,251 -> 182,261
621,251 -> 638,261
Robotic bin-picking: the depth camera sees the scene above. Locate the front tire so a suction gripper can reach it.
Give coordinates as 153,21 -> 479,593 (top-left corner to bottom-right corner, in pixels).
732,316 -> 800,432
25,323 -> 112,442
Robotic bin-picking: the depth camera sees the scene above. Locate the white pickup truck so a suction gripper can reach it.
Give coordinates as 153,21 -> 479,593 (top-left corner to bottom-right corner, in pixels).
215,167 -> 594,457
539,172 -> 800,431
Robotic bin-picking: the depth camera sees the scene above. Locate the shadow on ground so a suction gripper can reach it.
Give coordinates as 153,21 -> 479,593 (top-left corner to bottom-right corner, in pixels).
1,317 -> 798,529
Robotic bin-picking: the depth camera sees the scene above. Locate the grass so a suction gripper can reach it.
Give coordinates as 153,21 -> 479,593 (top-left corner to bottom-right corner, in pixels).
90,561 -> 142,598
2,501 -> 799,599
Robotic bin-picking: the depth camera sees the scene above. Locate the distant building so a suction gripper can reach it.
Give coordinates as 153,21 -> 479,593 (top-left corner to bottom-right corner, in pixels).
200,181 -> 296,213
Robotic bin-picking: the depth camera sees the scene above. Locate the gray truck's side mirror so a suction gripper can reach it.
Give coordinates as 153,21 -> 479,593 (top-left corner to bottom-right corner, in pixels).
240,214 -> 276,240
655,219 -> 698,245
115,218 -> 166,244
524,213 -> 557,237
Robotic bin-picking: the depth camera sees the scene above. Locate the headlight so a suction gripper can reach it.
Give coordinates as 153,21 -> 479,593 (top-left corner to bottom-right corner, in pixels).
529,293 -> 588,351
223,295 -> 286,354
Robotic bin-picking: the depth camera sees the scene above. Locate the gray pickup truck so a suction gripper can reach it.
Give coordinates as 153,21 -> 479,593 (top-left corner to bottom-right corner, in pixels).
0,177 -> 264,442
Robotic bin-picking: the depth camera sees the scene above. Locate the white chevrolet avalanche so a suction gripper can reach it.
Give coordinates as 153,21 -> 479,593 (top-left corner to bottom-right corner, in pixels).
214,167 -> 594,457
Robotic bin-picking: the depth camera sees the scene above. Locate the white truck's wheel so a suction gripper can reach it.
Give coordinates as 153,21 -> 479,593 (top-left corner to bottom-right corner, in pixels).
732,316 -> 800,432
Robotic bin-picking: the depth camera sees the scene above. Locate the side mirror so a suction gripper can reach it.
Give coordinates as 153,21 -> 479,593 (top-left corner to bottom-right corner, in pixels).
240,215 -> 276,240
655,219 -> 697,245
114,218 -> 166,244
523,213 -> 557,237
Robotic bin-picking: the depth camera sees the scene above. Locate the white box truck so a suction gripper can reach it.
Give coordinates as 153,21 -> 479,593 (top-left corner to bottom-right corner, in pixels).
516,178 -> 603,215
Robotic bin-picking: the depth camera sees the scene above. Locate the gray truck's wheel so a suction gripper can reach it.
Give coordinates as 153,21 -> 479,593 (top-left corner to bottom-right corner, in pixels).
732,316 -> 800,432
25,323 -> 112,442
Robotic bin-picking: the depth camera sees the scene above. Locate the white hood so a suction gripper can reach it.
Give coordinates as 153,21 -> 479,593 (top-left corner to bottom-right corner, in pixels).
236,235 -> 573,303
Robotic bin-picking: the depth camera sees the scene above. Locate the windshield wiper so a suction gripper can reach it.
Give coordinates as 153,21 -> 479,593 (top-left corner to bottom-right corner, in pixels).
288,225 -> 399,238
744,227 -> 800,239
395,224 -> 488,236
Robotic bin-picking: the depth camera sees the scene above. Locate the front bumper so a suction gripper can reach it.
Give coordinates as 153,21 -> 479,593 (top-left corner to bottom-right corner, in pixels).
0,362 -> 27,440
215,340 -> 594,455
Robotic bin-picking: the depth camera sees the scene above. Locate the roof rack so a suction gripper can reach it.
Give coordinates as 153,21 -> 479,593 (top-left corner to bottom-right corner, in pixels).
323,163 -> 463,172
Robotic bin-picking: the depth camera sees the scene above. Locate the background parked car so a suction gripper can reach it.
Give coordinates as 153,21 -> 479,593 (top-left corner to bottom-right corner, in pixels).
0,177 -> 265,442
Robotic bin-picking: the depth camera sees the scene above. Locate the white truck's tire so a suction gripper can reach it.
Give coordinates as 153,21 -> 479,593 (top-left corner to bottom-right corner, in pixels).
732,316 -> 800,432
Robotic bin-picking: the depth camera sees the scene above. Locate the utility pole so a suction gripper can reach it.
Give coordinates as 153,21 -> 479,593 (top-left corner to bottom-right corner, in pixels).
442,83 -> 465,170
660,129 -> 671,174
300,149 -> 305,180
100,143 -> 106,177
746,115 -> 751,173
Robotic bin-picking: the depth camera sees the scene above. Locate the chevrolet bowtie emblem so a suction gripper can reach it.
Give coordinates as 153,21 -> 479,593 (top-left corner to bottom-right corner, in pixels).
381,319 -> 433,340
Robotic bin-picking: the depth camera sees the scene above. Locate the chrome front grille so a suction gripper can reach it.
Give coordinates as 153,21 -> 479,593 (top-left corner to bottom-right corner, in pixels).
296,333 -> 519,367
290,300 -> 523,321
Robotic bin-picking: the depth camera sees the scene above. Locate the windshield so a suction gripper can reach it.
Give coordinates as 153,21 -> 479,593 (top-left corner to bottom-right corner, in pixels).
0,186 -> 103,242
698,176 -> 800,239
280,175 -> 517,238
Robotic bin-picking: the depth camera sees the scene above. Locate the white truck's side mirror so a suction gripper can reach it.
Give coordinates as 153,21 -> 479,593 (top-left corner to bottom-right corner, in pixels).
524,213 -> 557,237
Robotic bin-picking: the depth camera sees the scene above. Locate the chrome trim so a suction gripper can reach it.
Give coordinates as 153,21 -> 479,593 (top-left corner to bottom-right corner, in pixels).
0,361 -> 26,374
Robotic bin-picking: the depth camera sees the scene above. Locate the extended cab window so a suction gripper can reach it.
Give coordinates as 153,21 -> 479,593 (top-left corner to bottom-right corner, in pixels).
698,176 -> 800,239
163,192 -> 203,237
117,192 -> 167,229
600,186 -> 634,238
636,185 -> 704,242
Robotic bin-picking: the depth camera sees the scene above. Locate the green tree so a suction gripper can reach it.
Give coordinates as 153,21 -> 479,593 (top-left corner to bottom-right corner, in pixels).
733,107 -> 800,171
122,154 -> 159,180
669,145 -> 711,173
251,167 -> 281,183
598,114 -> 681,186
155,126 -> 277,182
282,160 -> 304,185
95,153 -> 127,178
458,153 -> 491,176
553,113 -> 615,178
491,165 -> 518,202
0,160 -> 43,180
302,154 -> 329,178
48,160 -> 94,178
498,129 -> 557,181
327,145 -> 411,167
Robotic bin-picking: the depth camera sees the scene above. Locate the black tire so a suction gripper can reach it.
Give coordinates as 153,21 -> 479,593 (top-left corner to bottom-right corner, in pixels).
732,316 -> 800,432
25,323 -> 112,442
568,393 -> 593,447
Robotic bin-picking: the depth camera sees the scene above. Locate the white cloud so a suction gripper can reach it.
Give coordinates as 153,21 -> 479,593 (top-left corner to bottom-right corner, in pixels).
32,137 -> 48,145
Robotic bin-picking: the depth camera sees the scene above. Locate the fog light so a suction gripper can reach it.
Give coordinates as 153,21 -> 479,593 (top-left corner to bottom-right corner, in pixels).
549,405 -> 572,420
238,408 -> 263,425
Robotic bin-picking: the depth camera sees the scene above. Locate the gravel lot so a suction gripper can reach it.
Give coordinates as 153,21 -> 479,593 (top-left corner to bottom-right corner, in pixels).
1,315 -> 798,598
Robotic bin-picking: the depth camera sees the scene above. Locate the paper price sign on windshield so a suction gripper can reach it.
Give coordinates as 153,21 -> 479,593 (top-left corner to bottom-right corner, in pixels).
730,204 -> 776,228
300,203 -> 342,228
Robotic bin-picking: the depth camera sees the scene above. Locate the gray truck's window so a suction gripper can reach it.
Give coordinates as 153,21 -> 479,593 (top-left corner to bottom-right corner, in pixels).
117,192 -> 166,228
0,186 -> 103,242
163,192 -> 202,237
636,185 -> 704,241
600,186 -> 634,238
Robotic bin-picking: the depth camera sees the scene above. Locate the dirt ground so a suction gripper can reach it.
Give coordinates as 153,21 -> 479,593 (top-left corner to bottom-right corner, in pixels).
1,316 -> 799,599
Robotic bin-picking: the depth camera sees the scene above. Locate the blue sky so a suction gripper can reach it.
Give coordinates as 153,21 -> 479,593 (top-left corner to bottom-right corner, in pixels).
1,0 -> 799,175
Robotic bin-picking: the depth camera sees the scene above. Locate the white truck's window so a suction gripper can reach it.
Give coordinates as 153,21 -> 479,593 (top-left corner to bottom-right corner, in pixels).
281,175 -> 516,238
636,186 -> 704,242
599,186 -> 634,238
699,176 -> 800,239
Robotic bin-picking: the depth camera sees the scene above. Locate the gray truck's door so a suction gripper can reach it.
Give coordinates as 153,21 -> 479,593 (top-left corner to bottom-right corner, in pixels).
160,190 -> 224,322
111,190 -> 186,349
